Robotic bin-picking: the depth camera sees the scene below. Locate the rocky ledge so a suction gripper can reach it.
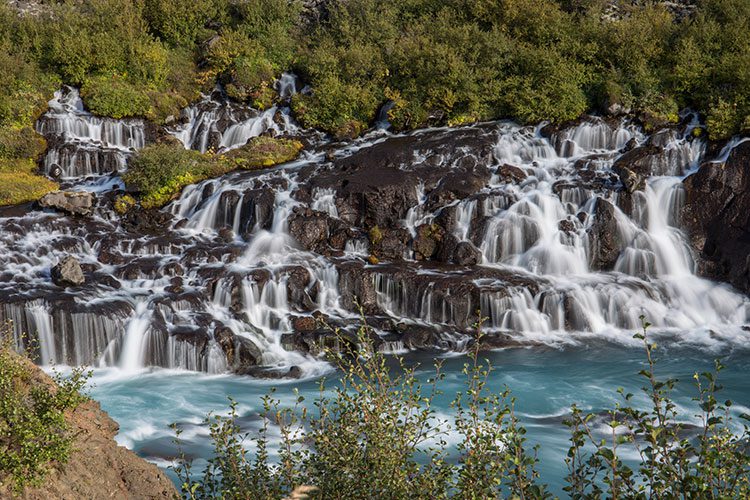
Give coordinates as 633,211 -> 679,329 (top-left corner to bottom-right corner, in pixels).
682,140 -> 750,293
0,354 -> 176,499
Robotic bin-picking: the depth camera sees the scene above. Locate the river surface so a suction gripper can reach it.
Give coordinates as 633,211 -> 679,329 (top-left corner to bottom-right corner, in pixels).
86,342 -> 750,494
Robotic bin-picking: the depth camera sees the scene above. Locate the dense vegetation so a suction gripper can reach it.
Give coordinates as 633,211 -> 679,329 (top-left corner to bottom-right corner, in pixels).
0,323 -> 89,493
0,0 -> 748,204
173,320 -> 750,499
123,137 -> 303,208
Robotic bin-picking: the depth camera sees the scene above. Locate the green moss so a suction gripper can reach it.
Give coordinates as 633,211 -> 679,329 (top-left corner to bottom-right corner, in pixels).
0,159 -> 58,207
124,138 -> 303,209
368,226 -> 383,245
113,194 -> 137,215
226,136 -> 303,169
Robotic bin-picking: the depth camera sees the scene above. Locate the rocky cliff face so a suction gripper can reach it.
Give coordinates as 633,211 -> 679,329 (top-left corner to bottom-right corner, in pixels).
0,356 -> 176,499
682,140 -> 750,293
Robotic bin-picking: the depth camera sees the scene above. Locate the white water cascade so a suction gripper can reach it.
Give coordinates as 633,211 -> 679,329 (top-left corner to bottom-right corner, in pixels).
2,94 -> 749,377
35,87 -> 145,178
168,73 -> 300,153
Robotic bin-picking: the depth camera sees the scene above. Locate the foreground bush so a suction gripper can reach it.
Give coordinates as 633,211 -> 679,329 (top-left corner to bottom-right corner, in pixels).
173,319 -> 750,499
0,323 -> 90,493
124,137 -> 303,208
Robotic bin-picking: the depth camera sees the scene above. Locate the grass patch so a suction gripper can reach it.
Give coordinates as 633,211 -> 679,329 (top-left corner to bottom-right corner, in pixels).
124,137 -> 303,208
0,159 -> 58,207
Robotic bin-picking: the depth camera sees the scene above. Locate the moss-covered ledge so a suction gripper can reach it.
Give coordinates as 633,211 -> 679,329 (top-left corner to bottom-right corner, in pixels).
0,127 -> 58,207
123,136 -> 303,209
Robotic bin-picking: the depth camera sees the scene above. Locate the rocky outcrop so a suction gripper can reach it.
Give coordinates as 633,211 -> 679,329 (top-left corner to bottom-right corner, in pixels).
0,354 -> 176,499
51,255 -> 85,286
681,140 -> 750,292
39,191 -> 95,216
587,198 -> 623,270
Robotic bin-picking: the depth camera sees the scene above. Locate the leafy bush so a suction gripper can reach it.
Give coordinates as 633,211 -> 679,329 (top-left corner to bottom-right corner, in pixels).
80,75 -> 152,119
124,138 -> 302,208
0,322 -> 90,493
0,126 -> 46,161
564,319 -> 750,498
173,319 -> 750,499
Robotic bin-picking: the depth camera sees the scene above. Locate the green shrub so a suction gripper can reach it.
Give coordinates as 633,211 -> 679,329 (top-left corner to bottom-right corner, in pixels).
143,0 -> 225,47
0,126 -> 46,161
174,318 -> 750,499
124,138 -> 303,208
80,75 -> 152,119
0,323 -> 90,493
707,99 -> 743,141
564,319 -> 750,498
174,319 -> 549,499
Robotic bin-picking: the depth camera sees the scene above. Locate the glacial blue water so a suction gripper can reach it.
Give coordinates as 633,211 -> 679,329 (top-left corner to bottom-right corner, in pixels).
86,341 -> 750,495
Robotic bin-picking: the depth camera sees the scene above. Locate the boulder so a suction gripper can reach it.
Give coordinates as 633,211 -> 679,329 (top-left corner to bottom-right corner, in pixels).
39,191 -> 95,216
587,198 -> 623,271
497,164 -> 527,184
681,140 -> 750,292
51,255 -> 85,286
453,241 -> 482,266
412,224 -> 444,260
288,207 -> 330,251
370,227 -> 410,261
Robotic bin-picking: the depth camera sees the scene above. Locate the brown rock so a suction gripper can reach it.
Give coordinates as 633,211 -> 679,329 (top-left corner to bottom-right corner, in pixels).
0,354 -> 176,499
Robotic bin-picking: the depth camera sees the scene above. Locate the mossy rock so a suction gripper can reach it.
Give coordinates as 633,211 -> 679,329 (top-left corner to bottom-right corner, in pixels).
225,137 -> 303,169
113,194 -> 137,215
125,137 -> 303,209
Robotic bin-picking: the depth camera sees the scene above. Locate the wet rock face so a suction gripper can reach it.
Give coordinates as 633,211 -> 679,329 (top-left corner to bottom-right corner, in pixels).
303,125 -> 497,229
587,198 -> 623,271
454,241 -> 482,266
39,191 -> 95,216
682,141 -> 750,292
51,255 -> 85,286
288,207 -> 330,252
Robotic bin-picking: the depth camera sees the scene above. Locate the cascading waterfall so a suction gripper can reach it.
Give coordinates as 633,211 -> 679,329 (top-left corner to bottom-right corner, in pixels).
2,88 -> 749,378
36,87 -> 145,178
168,73 -> 300,153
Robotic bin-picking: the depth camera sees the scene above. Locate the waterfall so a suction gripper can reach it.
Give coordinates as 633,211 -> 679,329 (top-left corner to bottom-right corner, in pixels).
36,87 -> 145,178
119,302 -> 152,372
3,91 -> 749,377
168,73 -> 300,153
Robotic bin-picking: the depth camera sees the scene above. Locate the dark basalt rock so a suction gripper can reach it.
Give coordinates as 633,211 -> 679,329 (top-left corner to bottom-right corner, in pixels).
288,207 -> 330,251
370,227 -> 410,261
51,255 -> 85,286
216,326 -> 263,371
453,241 -> 482,266
239,365 -> 303,379
681,141 -> 750,292
303,124 -> 497,229
121,207 -> 174,235
413,224 -> 444,260
587,198 -> 623,271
